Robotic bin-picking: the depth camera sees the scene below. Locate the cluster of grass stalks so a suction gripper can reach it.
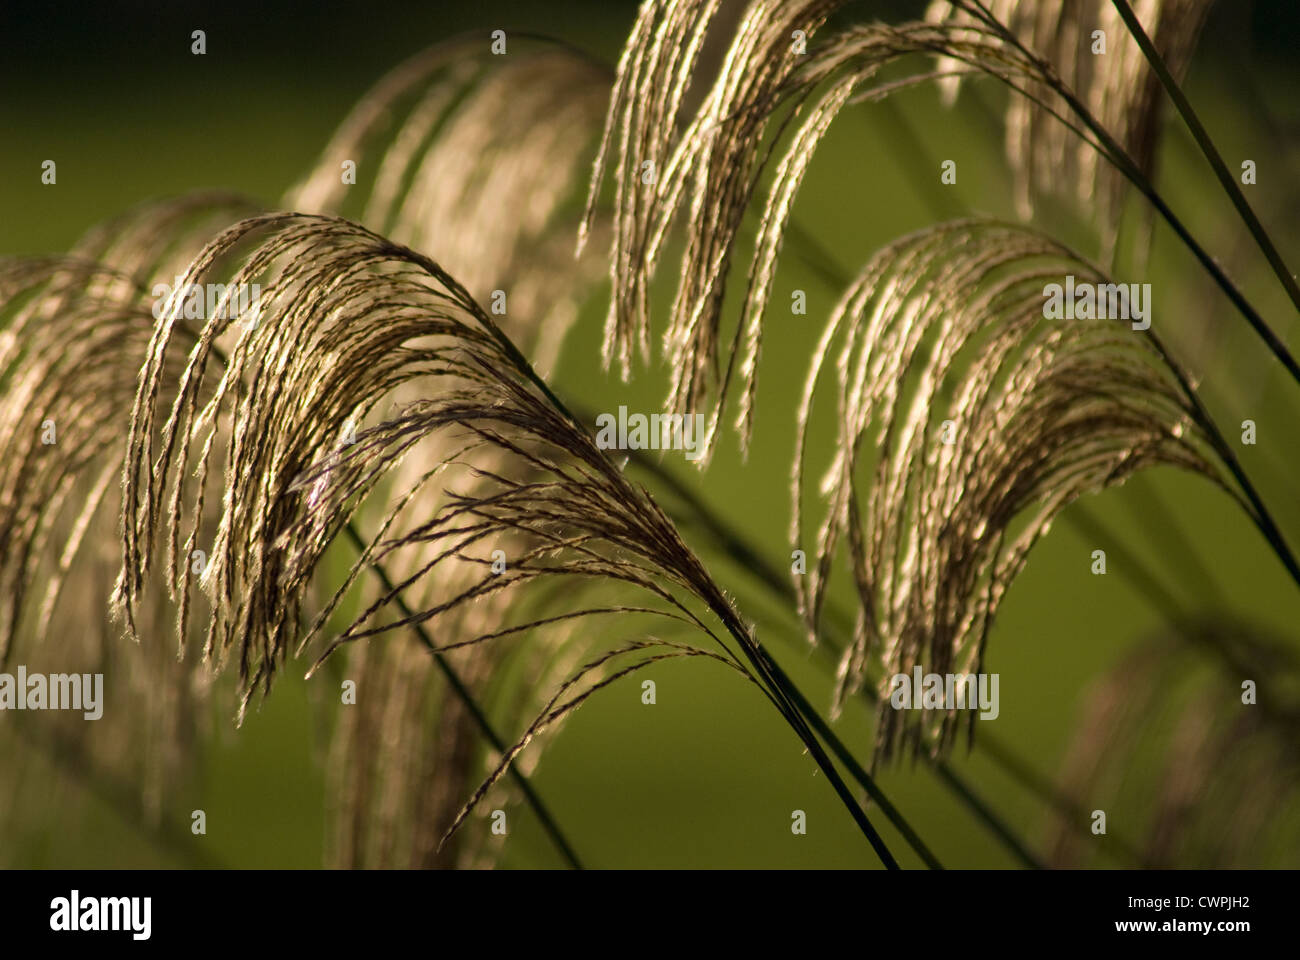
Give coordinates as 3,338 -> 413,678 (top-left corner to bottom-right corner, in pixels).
1,1 -> 1297,868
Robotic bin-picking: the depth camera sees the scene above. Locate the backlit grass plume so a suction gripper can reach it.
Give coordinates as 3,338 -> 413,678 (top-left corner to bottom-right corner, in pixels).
116,211 -> 932,867
0,258 -> 147,662
0,258 -> 198,835
789,219 -> 1248,760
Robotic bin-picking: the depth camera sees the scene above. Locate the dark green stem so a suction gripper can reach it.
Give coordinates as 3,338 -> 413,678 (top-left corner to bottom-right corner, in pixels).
712,605 -> 901,868
754,646 -> 945,869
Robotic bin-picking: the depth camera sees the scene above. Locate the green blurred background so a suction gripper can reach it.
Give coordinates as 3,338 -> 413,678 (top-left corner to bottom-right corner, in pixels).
2,0 -> 1298,868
